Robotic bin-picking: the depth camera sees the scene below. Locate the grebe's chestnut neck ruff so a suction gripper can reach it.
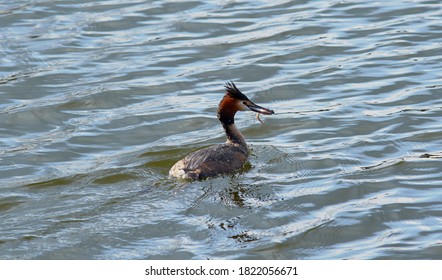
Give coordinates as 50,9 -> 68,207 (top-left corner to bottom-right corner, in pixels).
169,82 -> 274,180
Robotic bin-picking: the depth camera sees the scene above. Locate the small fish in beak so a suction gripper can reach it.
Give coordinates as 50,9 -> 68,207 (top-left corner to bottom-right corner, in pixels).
242,100 -> 274,124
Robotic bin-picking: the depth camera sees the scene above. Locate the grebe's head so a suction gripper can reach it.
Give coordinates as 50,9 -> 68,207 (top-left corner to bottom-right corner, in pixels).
218,81 -> 274,125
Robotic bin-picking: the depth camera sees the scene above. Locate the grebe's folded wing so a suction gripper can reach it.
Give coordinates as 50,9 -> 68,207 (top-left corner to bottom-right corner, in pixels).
180,144 -> 247,180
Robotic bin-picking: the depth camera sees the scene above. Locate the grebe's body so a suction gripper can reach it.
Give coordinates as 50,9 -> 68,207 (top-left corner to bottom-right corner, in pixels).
169,82 -> 274,180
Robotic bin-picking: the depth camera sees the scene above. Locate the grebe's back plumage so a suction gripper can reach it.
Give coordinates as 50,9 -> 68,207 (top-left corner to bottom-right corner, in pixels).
169,82 -> 274,180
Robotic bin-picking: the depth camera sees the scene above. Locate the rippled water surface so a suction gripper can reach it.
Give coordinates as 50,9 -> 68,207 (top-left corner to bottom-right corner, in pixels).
1,0 -> 442,259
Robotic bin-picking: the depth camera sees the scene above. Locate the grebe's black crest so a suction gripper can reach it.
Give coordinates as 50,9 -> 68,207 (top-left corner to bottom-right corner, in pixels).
225,81 -> 249,101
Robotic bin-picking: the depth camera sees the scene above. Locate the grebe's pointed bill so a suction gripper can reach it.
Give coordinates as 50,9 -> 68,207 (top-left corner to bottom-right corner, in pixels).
243,100 -> 275,115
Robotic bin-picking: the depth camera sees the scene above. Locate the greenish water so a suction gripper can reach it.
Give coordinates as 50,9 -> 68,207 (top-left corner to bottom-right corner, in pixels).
1,0 -> 441,259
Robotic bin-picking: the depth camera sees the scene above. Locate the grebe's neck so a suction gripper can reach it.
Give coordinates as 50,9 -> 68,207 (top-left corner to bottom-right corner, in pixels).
217,95 -> 247,148
223,123 -> 246,147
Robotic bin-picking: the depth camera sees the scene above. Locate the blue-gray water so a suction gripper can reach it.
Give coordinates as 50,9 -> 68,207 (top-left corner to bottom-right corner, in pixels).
1,0 -> 441,259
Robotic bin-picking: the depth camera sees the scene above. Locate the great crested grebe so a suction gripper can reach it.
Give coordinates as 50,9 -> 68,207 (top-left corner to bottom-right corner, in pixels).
169,82 -> 274,180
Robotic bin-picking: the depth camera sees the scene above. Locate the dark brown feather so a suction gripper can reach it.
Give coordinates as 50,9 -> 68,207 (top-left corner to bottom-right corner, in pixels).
180,144 -> 248,180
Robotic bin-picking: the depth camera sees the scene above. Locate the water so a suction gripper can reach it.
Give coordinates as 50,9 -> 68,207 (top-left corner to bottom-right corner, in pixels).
1,0 -> 441,260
